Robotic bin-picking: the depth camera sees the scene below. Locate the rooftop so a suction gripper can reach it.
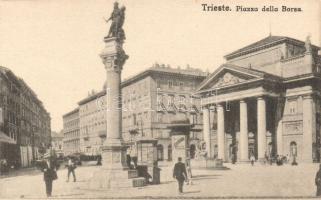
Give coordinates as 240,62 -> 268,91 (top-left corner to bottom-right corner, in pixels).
78,90 -> 105,106
122,63 -> 208,87
62,107 -> 80,117
225,35 -> 320,60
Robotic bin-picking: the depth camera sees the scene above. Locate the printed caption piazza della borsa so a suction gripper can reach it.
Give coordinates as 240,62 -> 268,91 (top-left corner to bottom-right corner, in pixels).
201,4 -> 303,12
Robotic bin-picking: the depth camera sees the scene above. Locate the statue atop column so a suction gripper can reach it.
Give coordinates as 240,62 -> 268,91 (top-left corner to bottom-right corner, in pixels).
105,2 -> 126,42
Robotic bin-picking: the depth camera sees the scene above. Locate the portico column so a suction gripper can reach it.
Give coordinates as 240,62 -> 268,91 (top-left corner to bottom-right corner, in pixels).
302,95 -> 315,162
202,106 -> 211,157
217,104 -> 225,161
257,97 -> 267,161
239,100 -> 249,162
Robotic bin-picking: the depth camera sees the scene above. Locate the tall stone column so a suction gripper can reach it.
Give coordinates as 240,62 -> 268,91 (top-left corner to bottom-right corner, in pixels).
90,37 -> 135,189
276,98 -> 284,156
302,95 -> 315,162
217,104 -> 225,161
202,106 -> 211,157
257,97 -> 267,161
239,100 -> 249,162
100,37 -> 129,170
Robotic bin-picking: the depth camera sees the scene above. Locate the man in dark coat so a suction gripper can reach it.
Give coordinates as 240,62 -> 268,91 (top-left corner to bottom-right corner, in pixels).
173,157 -> 187,194
315,164 -> 321,196
41,154 -> 58,197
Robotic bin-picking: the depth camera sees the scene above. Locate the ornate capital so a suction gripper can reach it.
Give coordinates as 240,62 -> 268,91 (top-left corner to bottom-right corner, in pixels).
100,37 -> 128,73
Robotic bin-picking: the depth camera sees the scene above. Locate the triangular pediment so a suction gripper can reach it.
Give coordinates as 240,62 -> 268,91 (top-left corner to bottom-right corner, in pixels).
196,64 -> 264,91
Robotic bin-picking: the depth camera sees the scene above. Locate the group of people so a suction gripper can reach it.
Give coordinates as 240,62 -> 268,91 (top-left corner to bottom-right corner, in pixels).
248,152 -> 298,166
38,154 -> 77,197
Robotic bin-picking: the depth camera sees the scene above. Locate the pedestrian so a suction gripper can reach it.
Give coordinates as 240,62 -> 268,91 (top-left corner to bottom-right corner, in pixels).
173,157 -> 188,194
2,159 -> 8,174
250,154 -> 255,166
66,157 -> 76,182
286,154 -> 289,164
41,153 -> 58,197
126,148 -> 132,169
185,159 -> 193,185
97,155 -> 102,166
315,164 -> 321,196
130,144 -> 138,169
264,151 -> 269,164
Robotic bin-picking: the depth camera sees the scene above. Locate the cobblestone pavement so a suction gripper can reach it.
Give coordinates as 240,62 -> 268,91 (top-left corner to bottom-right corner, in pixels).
0,162 -> 319,199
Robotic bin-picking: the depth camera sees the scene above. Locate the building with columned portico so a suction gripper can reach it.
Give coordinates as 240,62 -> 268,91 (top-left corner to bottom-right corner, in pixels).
196,35 -> 321,163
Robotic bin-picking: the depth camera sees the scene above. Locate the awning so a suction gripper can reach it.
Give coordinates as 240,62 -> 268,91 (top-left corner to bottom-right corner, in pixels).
0,131 -> 16,144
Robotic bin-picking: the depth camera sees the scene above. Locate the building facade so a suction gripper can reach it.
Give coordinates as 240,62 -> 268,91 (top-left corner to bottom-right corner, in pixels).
197,35 -> 321,163
122,65 -> 207,161
78,92 -> 106,156
62,108 -> 80,156
0,66 -> 51,167
63,65 -> 207,159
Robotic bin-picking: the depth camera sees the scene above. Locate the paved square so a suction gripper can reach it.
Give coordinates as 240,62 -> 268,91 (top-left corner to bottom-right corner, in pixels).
0,162 -> 319,199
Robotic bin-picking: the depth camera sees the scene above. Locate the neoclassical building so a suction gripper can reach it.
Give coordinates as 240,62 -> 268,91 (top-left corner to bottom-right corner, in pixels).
196,35 -> 321,163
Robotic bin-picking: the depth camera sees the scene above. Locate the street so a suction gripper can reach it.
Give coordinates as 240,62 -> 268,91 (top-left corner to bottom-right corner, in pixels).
0,162 -> 319,199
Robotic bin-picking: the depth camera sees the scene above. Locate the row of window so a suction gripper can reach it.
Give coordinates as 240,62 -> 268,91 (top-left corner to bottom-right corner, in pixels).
63,119 -> 79,130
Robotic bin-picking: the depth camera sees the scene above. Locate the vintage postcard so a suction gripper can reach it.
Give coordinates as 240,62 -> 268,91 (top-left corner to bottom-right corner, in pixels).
0,0 -> 321,199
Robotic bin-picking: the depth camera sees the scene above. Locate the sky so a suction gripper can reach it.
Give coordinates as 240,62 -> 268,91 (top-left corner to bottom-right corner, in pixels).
0,0 -> 320,132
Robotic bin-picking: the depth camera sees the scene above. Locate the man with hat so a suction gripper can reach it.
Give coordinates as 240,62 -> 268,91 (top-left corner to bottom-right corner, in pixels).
41,152 -> 58,197
173,157 -> 188,194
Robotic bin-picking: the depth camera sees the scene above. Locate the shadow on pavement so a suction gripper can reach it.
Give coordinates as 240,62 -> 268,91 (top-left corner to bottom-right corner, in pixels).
183,190 -> 201,194
191,174 -> 221,181
160,180 -> 176,185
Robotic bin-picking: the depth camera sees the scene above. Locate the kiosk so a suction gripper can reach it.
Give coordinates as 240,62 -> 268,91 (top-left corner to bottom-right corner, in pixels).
136,138 -> 160,184
168,119 -> 193,180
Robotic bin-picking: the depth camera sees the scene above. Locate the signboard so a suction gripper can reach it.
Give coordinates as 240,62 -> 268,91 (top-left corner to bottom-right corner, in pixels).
283,121 -> 303,135
172,135 -> 188,162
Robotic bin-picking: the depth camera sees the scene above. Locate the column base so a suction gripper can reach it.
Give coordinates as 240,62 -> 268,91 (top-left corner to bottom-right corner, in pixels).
89,139 -> 146,189
89,168 -> 146,189
101,142 -> 128,170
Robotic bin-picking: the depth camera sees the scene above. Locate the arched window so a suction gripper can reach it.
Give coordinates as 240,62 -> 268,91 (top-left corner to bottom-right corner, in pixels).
157,144 -> 164,161
168,144 -> 172,161
290,141 -> 297,157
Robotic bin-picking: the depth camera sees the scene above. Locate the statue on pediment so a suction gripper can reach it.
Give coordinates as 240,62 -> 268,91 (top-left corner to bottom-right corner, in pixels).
216,72 -> 244,87
305,35 -> 312,53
